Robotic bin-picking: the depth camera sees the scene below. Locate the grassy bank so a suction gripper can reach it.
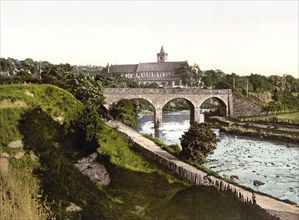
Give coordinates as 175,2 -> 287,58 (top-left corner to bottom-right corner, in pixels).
0,84 -> 279,219
0,84 -> 84,219
0,84 -> 83,147
231,111 -> 299,125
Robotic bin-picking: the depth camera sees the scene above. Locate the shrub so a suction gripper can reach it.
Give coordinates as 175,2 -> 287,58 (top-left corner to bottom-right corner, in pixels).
109,99 -> 137,128
180,122 -> 218,164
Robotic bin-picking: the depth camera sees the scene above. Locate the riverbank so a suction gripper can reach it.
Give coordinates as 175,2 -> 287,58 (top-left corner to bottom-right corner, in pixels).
209,116 -> 299,146
109,119 -> 299,220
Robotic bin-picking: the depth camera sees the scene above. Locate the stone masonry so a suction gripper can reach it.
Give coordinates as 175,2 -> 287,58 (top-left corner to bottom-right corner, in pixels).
104,88 -> 234,127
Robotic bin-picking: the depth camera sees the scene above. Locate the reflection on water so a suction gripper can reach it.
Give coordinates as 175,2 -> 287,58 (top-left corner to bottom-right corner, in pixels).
136,111 -> 299,205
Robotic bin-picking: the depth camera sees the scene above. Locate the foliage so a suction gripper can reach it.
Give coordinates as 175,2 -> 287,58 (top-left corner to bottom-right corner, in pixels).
141,82 -> 160,88
201,69 -> 225,89
268,90 -> 299,111
174,63 -> 202,87
70,103 -> 104,156
284,74 -> 299,92
70,74 -> 105,106
233,112 -> 299,125
133,98 -> 155,114
0,84 -> 83,146
22,58 -> 36,73
0,108 -> 23,147
163,98 -> 190,112
41,63 -> 105,106
180,122 -> 218,164
0,168 -> 53,219
109,99 -> 138,128
95,70 -> 139,88
158,185 -> 275,220
249,74 -> 273,93
18,108 -> 107,219
98,125 -> 157,173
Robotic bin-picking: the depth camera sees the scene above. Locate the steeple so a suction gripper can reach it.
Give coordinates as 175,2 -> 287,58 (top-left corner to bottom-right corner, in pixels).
157,46 -> 168,63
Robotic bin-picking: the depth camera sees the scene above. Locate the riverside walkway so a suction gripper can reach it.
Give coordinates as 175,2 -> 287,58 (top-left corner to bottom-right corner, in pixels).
107,120 -> 299,220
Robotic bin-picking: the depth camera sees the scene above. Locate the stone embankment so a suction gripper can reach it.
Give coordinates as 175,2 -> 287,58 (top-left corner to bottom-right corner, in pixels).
107,120 -> 299,220
232,94 -> 264,116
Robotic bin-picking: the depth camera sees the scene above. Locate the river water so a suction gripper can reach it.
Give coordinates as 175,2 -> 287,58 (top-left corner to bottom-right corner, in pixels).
136,110 -> 299,205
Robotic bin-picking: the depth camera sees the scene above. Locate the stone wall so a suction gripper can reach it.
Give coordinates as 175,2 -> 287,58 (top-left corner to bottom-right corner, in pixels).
107,120 -> 253,202
232,94 -> 264,116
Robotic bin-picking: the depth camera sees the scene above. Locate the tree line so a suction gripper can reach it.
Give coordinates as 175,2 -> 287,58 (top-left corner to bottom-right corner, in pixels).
1,57 -> 298,112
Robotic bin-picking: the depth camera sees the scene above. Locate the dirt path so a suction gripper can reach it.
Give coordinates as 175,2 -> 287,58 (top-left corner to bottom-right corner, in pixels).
107,120 -> 299,220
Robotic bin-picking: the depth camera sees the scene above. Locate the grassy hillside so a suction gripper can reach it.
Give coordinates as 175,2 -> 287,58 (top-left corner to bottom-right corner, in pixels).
0,84 -> 83,147
0,84 -> 277,219
0,84 -> 83,219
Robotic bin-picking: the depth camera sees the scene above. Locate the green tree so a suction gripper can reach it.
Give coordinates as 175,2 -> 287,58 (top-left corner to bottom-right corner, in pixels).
71,74 -> 105,106
71,103 -> 104,155
248,73 -> 273,93
22,58 -> 36,74
42,63 -> 105,106
175,63 -> 202,87
284,74 -> 299,92
95,71 -> 139,88
109,99 -> 137,128
201,69 -> 225,89
180,122 -> 218,164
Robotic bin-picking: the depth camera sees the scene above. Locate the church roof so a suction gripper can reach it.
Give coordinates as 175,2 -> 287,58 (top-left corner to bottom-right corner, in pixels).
160,46 -> 165,53
136,61 -> 186,72
109,61 -> 186,73
109,64 -> 138,73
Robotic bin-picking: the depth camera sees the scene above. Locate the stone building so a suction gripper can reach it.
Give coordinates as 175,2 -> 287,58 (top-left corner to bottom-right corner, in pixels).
108,46 -> 187,87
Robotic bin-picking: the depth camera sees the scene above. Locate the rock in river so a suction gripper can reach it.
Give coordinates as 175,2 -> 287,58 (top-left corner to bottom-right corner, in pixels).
253,180 -> 265,186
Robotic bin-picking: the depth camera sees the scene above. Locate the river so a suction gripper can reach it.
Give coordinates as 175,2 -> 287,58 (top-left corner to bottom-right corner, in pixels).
136,110 -> 299,205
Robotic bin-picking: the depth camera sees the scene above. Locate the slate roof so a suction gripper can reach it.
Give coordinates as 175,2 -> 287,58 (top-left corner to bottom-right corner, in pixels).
109,64 -> 138,73
136,62 -> 186,72
109,61 -> 186,74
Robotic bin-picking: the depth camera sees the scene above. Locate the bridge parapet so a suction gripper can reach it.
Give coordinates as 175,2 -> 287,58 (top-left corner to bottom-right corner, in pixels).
104,88 -> 232,95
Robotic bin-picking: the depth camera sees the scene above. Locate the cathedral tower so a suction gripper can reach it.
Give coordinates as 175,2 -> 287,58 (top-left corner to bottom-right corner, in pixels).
157,46 -> 168,63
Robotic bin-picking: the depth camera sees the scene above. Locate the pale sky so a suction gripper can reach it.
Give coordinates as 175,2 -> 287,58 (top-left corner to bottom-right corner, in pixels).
0,1 -> 298,77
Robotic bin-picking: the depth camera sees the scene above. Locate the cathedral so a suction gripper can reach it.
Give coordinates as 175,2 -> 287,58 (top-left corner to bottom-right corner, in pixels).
108,46 -> 187,87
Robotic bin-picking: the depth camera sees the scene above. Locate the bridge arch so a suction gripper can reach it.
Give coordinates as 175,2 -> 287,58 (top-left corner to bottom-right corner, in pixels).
104,88 -> 233,127
199,96 -> 228,119
161,98 -> 197,124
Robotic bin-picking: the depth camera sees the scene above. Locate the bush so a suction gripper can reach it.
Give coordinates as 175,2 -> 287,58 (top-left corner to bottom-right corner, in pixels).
109,99 -> 137,128
180,122 -> 218,164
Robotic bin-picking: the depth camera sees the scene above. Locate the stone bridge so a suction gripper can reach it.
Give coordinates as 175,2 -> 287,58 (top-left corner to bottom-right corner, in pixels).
104,88 -> 234,127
